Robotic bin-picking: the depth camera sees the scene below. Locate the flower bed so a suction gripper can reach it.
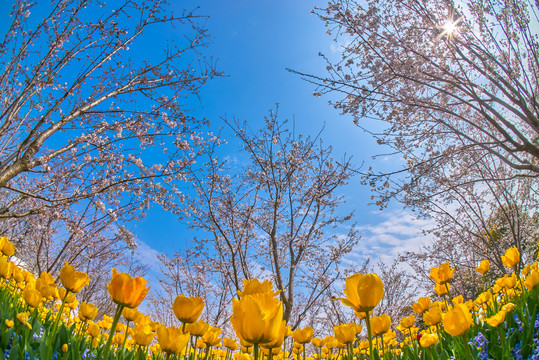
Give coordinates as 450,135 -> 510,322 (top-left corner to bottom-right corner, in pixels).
0,236 -> 538,359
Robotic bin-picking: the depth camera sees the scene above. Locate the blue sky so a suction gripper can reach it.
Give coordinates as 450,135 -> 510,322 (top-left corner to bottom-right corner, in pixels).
129,1 -> 433,282
0,0 -> 432,283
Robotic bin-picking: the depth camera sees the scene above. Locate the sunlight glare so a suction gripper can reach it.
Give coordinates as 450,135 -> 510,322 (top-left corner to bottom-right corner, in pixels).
443,20 -> 457,35
437,16 -> 462,40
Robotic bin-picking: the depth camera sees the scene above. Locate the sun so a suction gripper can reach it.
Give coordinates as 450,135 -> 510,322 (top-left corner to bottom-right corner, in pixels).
437,16 -> 462,41
443,20 -> 458,35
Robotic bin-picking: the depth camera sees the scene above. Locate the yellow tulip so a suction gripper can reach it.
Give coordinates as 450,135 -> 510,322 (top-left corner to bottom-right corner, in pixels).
237,278 -> 280,298
419,333 -> 438,348
235,353 -> 252,360
22,270 -> 33,283
133,324 -> 155,346
502,273 -> 518,289
239,339 -> 253,354
61,344 -> 68,353
452,295 -> 464,305
261,347 -> 280,356
338,273 -> 384,313
35,278 -> 56,300
57,288 -> 77,304
434,283 -> 449,296
501,302 -> 516,313
443,304 -> 473,336
423,306 -> 442,326
0,236 -> 15,257
261,318 -> 287,349
185,320 -> 209,337
0,256 -> 12,279
292,326 -> 314,344
12,265 -> 24,283
429,262 -> 454,285
525,271 -> 539,290
98,315 -> 113,330
323,335 -> 334,346
87,321 -> 100,337
333,323 -> 358,344
196,337 -> 207,349
522,264 -> 533,276
370,314 -> 391,337
80,302 -> 99,321
67,299 -> 79,310
475,291 -> 492,306
202,326 -> 222,347
359,340 -> 369,350
113,333 -> 126,346
122,307 -> 140,322
156,325 -> 189,355
475,260 -> 490,274
106,268 -> 149,308
399,315 -> 415,329
16,311 -> 32,329
59,262 -> 90,293
22,288 -> 42,308
311,337 -> 325,348
485,310 -> 507,327
501,247 -> 520,268
224,337 -> 239,351
5,319 -> 14,328
284,325 -> 293,338
411,296 -> 431,314
230,292 -> 284,345
354,310 -> 372,319
39,271 -> 56,285
173,294 -> 204,323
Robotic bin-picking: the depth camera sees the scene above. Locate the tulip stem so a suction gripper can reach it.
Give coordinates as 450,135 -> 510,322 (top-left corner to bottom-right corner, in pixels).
101,303 -> 125,360
254,344 -> 260,360
497,325 -> 507,357
463,335 -> 473,359
428,347 -> 435,360
45,289 -> 70,360
50,289 -> 69,338
408,328 -> 418,355
365,312 -> 374,360
444,283 -> 452,301
121,320 -> 131,352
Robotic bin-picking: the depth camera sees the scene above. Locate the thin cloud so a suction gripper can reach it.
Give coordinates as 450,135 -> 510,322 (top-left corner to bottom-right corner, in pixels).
348,209 -> 435,266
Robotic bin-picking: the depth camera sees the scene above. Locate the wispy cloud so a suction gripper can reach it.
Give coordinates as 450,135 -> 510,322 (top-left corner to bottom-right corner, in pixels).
135,240 -> 162,271
345,209 -> 435,267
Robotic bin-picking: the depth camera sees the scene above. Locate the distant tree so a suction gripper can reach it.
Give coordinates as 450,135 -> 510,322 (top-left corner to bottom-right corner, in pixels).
0,192 -> 151,314
0,0 -> 219,301
149,247 -> 233,329
399,152 -> 537,298
294,0 -> 538,209
165,108 -> 360,329
375,259 -> 417,321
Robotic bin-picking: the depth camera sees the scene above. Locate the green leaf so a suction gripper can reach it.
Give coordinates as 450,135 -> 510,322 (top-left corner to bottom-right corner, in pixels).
439,349 -> 450,360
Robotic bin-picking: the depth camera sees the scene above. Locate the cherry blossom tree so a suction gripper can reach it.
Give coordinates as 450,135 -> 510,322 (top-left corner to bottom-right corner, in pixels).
0,0 -> 219,219
296,0 -> 538,300
149,248 -> 233,329
296,0 -> 538,209
0,0 -> 220,309
164,108 -> 360,329
401,158 -> 538,298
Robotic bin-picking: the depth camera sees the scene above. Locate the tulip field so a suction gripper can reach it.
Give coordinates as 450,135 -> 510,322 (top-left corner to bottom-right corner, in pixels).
0,235 -> 539,360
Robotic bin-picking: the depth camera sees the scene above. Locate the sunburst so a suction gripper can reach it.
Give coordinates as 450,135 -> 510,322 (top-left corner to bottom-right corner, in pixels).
437,15 -> 462,41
